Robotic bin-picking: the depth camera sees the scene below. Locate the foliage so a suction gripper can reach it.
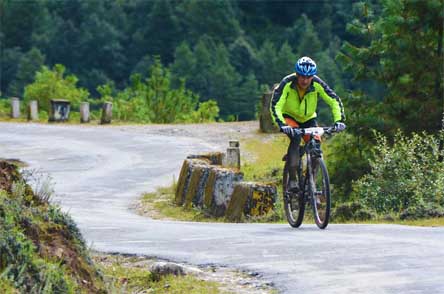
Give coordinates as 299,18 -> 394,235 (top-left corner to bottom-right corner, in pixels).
2,0 -> 354,120
332,201 -> 376,222
7,48 -> 45,97
0,162 -> 106,293
23,64 -> 90,112
99,57 -> 219,123
338,0 -> 444,134
323,132 -> 372,201
353,131 -> 444,215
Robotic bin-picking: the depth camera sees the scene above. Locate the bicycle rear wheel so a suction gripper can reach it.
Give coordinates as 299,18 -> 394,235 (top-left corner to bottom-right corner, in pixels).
283,162 -> 305,228
309,158 -> 331,229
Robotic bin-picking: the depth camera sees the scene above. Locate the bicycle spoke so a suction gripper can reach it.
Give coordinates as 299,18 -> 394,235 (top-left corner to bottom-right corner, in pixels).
283,164 -> 305,228
310,159 -> 331,229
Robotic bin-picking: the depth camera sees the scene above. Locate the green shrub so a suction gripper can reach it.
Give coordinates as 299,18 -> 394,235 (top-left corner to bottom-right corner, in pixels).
23,64 -> 90,113
323,132 -> 372,202
353,131 -> 444,215
400,203 -> 444,220
332,201 -> 376,221
0,99 -> 10,118
98,57 -> 219,124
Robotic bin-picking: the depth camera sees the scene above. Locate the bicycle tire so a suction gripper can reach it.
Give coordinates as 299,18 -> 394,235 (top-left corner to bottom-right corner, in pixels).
283,161 -> 305,228
309,158 -> 331,229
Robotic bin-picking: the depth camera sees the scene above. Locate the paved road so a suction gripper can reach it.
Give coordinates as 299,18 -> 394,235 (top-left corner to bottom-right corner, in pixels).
1,122 -> 443,294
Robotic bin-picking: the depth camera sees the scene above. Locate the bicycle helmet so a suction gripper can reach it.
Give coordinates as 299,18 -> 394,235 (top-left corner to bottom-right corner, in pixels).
295,56 -> 317,76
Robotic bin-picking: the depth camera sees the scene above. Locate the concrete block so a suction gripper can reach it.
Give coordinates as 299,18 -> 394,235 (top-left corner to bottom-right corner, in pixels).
49,99 -> 70,122
225,182 -> 277,222
175,159 -> 210,206
101,102 -> 113,124
203,167 -> 243,217
80,102 -> 90,123
184,164 -> 210,209
187,152 -> 225,165
28,100 -> 38,121
10,97 -> 20,119
225,147 -> 240,169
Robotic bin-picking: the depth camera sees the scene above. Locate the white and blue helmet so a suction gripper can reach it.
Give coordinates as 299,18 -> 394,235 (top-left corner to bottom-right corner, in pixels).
295,56 -> 317,76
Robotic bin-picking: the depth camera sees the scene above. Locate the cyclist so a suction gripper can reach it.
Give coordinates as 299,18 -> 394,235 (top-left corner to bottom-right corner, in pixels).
270,56 -> 346,192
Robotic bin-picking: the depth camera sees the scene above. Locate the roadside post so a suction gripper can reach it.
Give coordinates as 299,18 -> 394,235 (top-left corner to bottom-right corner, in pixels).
80,102 -> 90,123
49,99 -> 71,122
28,100 -> 39,121
224,140 -> 241,169
101,102 -> 112,124
10,97 -> 20,119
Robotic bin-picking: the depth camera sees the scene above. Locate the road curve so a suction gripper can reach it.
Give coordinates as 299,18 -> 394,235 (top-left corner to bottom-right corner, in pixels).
1,122 -> 443,294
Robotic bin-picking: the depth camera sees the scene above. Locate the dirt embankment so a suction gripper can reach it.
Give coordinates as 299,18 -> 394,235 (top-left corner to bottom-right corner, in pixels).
0,161 -> 107,293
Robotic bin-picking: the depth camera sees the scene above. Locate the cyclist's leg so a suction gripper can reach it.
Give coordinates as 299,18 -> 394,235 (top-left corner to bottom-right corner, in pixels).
287,136 -> 301,184
284,116 -> 302,190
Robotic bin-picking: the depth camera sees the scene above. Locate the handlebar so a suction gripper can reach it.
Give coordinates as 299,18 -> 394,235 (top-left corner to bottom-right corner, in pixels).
292,126 -> 340,136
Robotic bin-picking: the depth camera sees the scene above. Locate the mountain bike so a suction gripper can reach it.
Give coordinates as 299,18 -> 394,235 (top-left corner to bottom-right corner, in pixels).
283,126 -> 341,229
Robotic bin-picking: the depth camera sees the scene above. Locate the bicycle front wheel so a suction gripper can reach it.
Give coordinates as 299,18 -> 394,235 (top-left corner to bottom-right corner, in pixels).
309,158 -> 331,229
283,162 -> 305,228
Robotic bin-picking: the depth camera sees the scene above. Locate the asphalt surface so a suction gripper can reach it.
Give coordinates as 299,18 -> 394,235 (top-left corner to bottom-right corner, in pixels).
1,122 -> 443,294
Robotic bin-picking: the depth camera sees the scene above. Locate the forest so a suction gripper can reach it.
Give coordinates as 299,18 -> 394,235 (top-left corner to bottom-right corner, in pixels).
1,0 -> 443,218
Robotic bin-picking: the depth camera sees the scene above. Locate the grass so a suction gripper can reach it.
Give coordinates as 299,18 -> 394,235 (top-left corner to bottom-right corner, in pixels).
240,135 -> 287,183
352,217 -> 444,227
94,254 -> 225,294
139,186 -> 225,222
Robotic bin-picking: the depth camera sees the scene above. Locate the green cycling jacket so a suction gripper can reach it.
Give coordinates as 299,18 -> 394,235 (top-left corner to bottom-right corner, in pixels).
270,73 -> 345,127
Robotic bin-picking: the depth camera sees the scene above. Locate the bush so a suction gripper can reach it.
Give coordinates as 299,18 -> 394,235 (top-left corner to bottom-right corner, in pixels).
323,132 -> 372,202
98,57 -> 220,124
400,203 -> 444,220
23,64 -> 89,113
352,130 -> 444,215
332,201 -> 376,221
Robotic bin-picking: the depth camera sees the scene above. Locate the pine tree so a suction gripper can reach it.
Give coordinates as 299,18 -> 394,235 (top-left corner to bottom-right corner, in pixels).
8,48 -> 46,97
339,0 -> 444,134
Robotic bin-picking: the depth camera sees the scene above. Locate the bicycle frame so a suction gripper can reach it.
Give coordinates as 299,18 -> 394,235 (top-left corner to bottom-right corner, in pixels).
297,129 -> 326,201
283,126 -> 336,229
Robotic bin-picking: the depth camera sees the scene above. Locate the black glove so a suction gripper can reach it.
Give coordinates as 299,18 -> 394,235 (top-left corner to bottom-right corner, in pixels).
280,125 -> 294,136
334,121 -> 346,132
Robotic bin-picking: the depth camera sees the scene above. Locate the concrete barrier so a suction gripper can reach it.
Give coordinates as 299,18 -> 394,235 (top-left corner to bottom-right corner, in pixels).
187,152 -> 225,165
223,140 -> 240,169
184,164 -> 212,209
203,167 -> 243,217
10,97 -> 20,119
225,182 -> 277,222
175,143 -> 277,220
174,159 -> 210,206
101,102 -> 113,124
49,99 -> 70,122
80,102 -> 90,123
28,100 -> 38,121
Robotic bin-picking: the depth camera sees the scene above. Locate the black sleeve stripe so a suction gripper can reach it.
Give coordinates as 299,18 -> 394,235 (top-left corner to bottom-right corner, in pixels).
313,75 -> 346,122
271,73 -> 297,127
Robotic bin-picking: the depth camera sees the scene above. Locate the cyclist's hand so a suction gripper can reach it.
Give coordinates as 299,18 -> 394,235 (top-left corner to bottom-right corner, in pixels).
334,121 -> 346,132
280,125 -> 294,136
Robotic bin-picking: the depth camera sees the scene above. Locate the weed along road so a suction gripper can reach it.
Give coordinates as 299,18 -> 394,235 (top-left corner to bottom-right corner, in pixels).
1,122 -> 443,294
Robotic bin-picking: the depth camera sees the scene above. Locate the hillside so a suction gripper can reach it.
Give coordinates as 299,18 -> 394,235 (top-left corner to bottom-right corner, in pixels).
0,160 -> 107,293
